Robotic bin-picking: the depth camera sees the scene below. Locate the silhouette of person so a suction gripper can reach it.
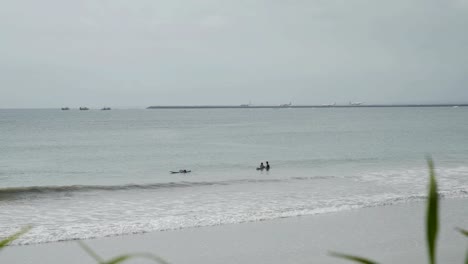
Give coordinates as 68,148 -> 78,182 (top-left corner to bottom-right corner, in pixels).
259,162 -> 265,170
266,161 -> 270,170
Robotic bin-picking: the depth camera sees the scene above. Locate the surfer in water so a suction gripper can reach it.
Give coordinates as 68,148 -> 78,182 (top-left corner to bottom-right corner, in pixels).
257,162 -> 265,170
170,169 -> 191,174
266,161 -> 270,170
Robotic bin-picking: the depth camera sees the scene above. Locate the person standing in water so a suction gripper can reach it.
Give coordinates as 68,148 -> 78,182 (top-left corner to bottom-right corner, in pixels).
266,161 -> 270,170
258,162 -> 265,170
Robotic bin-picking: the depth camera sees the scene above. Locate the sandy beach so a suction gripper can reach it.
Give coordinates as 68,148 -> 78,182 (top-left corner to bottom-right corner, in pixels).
2,198 -> 467,264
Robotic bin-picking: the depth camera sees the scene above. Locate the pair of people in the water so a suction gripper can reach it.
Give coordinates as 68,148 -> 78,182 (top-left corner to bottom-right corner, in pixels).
257,161 -> 270,170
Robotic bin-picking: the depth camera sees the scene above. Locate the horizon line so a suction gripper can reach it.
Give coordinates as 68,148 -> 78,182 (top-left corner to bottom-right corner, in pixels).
1,103 -> 468,110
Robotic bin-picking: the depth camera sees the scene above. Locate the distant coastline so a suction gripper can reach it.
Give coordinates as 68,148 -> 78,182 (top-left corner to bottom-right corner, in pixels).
147,104 -> 468,109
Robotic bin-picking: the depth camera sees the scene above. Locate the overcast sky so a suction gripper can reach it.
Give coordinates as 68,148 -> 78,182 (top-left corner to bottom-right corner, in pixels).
1,0 -> 467,108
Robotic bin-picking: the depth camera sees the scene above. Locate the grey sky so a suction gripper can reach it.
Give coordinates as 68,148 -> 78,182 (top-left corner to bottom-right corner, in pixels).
1,0 -> 467,108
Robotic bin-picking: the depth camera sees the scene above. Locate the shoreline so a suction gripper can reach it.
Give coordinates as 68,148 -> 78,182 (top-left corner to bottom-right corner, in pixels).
2,197 -> 467,264
4,191 -> 466,246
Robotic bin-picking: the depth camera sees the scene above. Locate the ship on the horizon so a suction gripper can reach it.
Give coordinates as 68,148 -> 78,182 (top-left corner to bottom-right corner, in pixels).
61,107 -> 70,110
101,107 -> 111,110
240,101 -> 252,108
322,103 -> 336,107
79,107 -> 89,111
279,102 -> 292,108
349,101 -> 364,106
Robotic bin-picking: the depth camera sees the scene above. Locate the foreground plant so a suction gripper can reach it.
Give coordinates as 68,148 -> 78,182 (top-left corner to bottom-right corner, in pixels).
426,158 -> 438,264
0,226 -> 31,251
329,252 -> 378,264
78,241 -> 171,264
458,228 -> 468,237
330,157 -> 467,264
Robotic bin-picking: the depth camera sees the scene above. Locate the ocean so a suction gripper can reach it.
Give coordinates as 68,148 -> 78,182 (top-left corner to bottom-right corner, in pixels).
0,107 -> 467,245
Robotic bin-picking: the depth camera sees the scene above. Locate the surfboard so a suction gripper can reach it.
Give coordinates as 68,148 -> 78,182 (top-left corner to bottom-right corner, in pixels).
170,170 -> 191,174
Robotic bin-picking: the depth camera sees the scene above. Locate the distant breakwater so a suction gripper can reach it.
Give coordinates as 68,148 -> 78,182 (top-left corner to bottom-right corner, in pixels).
147,104 -> 468,109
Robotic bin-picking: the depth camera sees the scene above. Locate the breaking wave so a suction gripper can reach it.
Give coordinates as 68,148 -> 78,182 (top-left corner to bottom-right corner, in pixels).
0,176 -> 334,200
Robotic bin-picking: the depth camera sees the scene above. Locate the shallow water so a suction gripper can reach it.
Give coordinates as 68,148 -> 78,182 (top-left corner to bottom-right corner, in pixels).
0,108 -> 467,244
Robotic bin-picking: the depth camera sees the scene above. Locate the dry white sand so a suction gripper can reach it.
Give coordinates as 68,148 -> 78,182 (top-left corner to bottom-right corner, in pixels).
1,198 -> 467,264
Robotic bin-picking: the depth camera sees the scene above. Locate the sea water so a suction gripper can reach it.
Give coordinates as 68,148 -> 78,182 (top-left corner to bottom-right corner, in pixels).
0,108 -> 467,244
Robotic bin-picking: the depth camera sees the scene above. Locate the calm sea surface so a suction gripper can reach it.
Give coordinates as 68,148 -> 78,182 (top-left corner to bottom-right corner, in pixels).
0,108 -> 467,244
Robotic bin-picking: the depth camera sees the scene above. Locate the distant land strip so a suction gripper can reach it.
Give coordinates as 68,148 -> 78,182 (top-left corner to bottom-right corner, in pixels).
147,104 -> 468,109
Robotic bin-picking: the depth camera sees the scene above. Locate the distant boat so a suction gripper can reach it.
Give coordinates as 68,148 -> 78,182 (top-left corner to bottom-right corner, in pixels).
101,107 -> 111,110
349,101 -> 364,106
279,102 -> 292,108
79,107 -> 89,111
322,103 -> 336,107
61,107 -> 70,110
240,101 -> 252,108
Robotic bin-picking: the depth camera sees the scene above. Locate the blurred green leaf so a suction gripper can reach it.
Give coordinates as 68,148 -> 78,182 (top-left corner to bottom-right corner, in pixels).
455,228 -> 468,264
456,228 -> 468,237
103,255 -> 130,264
104,253 -> 171,264
79,241 -> 171,264
0,226 -> 31,250
329,251 -> 379,264
426,157 -> 439,264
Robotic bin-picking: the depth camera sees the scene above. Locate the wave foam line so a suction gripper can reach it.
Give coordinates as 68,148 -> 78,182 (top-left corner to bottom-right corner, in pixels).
0,176 -> 334,198
6,189 -> 468,246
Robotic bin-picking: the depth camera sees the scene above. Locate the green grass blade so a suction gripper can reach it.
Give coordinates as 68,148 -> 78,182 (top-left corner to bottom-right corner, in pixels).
103,253 -> 171,264
329,252 -> 379,264
103,255 -> 131,264
79,241 -> 171,264
461,228 -> 468,264
456,228 -> 468,237
78,241 -> 105,263
0,226 -> 31,250
457,227 -> 468,264
426,157 -> 439,264
135,253 -> 172,264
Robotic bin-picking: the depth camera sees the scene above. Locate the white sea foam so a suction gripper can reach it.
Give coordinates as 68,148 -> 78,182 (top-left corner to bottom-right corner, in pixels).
1,179 -> 466,245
